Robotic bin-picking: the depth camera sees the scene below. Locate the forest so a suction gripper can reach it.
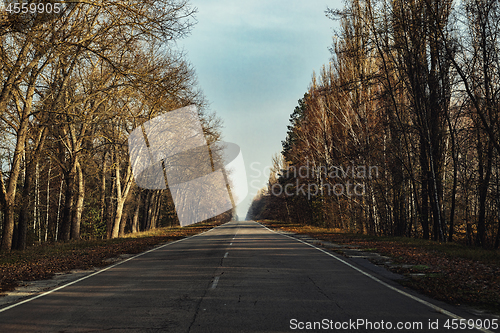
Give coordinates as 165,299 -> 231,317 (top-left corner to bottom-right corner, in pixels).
248,0 -> 500,248
0,0 -> 232,252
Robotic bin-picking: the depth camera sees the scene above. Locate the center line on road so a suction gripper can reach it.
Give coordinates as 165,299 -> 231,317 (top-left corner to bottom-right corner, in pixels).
211,276 -> 220,289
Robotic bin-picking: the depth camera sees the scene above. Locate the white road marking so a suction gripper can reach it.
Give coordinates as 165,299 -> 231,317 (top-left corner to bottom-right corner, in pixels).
230,226 -> 238,243
0,225 -> 222,314
211,276 -> 220,289
256,221 -> 494,333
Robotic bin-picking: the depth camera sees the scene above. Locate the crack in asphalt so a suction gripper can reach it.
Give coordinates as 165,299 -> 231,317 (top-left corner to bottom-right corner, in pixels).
307,275 -> 345,312
307,275 -> 332,301
187,231 -> 233,333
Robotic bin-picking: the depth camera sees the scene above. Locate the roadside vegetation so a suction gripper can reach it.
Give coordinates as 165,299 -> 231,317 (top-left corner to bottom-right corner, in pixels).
0,0 -> 233,252
247,0 -> 500,248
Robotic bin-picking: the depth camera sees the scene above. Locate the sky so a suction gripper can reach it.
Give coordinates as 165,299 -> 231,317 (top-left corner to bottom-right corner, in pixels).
178,0 -> 343,218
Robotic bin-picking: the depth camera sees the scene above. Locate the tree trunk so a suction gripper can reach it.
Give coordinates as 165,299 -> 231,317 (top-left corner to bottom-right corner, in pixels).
99,153 -> 107,233
16,126 -> 47,249
445,107 -> 458,242
55,176 -> 64,241
106,152 -> 116,239
16,163 -> 34,250
476,141 -> 493,247
71,160 -> 85,240
132,197 -> 141,233
0,110 -> 30,251
152,191 -> 162,229
419,144 -> 430,240
112,198 -> 126,238
59,166 -> 76,241
119,210 -> 128,237
45,161 -> 51,242
111,157 -> 133,238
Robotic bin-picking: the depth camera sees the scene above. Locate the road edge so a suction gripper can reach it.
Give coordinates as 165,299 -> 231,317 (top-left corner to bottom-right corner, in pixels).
255,221 -> 495,333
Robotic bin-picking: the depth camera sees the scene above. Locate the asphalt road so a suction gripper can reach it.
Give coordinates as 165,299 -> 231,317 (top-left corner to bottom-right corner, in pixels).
0,221 -> 497,332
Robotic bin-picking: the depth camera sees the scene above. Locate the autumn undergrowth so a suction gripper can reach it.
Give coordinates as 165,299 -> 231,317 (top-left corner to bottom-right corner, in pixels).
260,220 -> 500,315
0,220 -> 223,294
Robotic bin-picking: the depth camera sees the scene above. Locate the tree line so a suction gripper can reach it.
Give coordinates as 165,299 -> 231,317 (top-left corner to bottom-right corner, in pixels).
247,0 -> 500,248
0,0 -> 231,252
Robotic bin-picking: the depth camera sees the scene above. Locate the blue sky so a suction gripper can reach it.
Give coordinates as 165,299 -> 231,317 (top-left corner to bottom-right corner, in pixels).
178,0 -> 343,218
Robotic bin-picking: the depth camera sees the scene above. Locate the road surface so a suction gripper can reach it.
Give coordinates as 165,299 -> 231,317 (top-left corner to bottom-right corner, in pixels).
0,221 -> 497,332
